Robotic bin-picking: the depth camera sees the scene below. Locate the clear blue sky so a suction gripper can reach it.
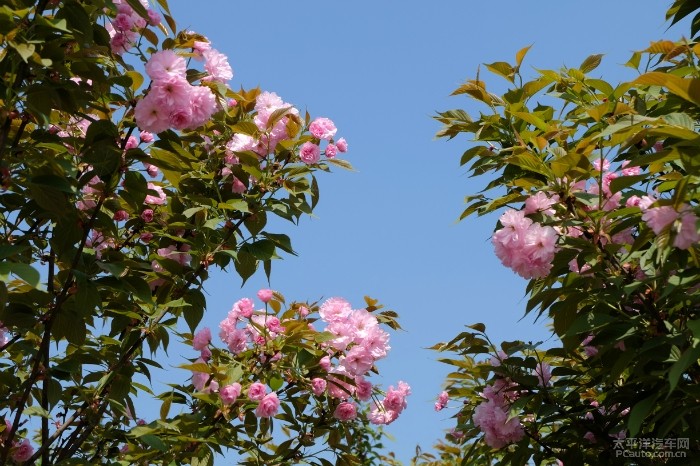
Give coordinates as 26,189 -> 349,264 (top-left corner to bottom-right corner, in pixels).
157,1 -> 685,462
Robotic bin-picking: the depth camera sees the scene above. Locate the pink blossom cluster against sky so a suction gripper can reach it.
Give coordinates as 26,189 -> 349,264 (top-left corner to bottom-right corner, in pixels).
158,1 -> 686,462
189,293 -> 410,426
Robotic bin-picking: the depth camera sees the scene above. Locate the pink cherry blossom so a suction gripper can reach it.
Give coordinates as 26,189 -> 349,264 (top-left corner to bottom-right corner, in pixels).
472,398 -> 525,448
232,298 -> 255,318
642,205 -> 678,235
319,297 -> 352,323
202,48 -> 233,83
11,439 -> 34,463
435,391 -> 449,411
147,8 -> 161,26
219,383 -> 242,405
255,392 -> 280,418
299,142 -> 320,165
145,50 -> 187,81
336,137 -> 348,152
319,355 -> 331,371
327,369 -> 355,400
674,211 -> 699,249
325,143 -> 338,159
535,362 -> 552,386
340,345 -> 374,376
188,86 -> 217,128
248,382 -> 267,401
140,131 -> 154,143
145,182 -> 166,205
113,210 -> 129,222
309,117 -> 337,140
141,209 -> 154,222
334,402 -> 357,421
231,177 -> 246,194
192,327 -> 211,351
354,377 -> 372,401
134,93 -> 170,133
257,288 -> 274,303
311,378 -> 327,396
191,360 -> 218,393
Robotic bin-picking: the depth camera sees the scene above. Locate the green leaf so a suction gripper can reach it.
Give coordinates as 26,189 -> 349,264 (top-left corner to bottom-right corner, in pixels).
0,262 -> 41,288
579,54 -> 603,73
234,250 -> 257,284
634,72 -> 700,106
667,344 -> 700,394
9,41 -> 35,62
628,394 -> 658,437
140,434 -> 168,452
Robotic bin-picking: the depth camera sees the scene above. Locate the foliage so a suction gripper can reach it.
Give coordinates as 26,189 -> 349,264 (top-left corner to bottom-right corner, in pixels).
419,2 -> 700,465
0,0 -> 405,464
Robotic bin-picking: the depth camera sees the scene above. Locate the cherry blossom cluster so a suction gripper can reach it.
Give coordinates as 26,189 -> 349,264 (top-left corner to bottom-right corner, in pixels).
472,378 -> 525,448
299,117 -> 348,165
492,208 -> 558,279
223,92 -> 349,165
106,0 -> 161,55
1,421 -> 33,464
188,293 -> 409,425
134,48 -> 225,134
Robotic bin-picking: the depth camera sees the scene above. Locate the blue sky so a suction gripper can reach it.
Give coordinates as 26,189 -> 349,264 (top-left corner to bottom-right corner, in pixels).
161,1 -> 685,462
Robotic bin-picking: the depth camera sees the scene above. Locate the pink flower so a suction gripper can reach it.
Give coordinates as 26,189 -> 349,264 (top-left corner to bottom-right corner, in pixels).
473,398 -> 525,448
140,232 -> 153,242
144,162 -> 159,178
642,205 -> 678,235
192,327 -> 211,351
248,382 -> 267,401
145,182 -> 166,205
327,369 -> 355,400
674,210 -> 699,250
231,177 -> 246,193
191,360 -> 218,393
124,135 -> 138,150
134,93 -> 171,133
535,362 -> 552,387
11,439 -> 34,463
582,334 -> 598,357
141,209 -> 154,222
255,392 -> 280,418
325,143 -> 338,159
257,288 -> 274,303
383,382 -> 410,414
319,297 -> 352,323
435,391 -> 449,411
592,158 -> 610,172
140,131 -> 154,143
113,210 -> 129,222
341,345 -> 374,376
219,383 -> 242,405
299,142 -> 320,165
309,117 -> 337,140
336,137 -> 348,152
319,355 -> 331,371
355,377 -> 373,401
232,298 -> 255,318
145,50 -> 186,81
524,192 -> 557,216
147,8 -> 161,26
492,209 -> 558,279
202,48 -> 233,83
188,86 -> 217,128
334,402 -> 357,421
311,378 -> 327,396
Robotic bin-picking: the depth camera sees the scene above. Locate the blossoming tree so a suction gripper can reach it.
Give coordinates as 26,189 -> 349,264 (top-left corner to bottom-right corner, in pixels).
0,0 -> 407,464
417,1 -> 700,464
